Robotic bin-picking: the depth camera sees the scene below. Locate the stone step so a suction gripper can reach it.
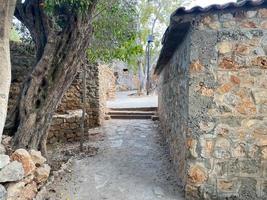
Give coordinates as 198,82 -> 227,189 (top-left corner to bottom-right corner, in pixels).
109,115 -> 153,120
107,111 -> 156,116
108,107 -> 157,112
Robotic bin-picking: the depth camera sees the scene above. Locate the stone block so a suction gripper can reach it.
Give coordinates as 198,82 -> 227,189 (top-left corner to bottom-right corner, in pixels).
236,99 -> 256,115
239,159 -> 261,177
187,138 -> 198,158
212,160 -> 228,177
188,163 -> 208,186
231,143 -> 246,158
228,159 -> 240,177
217,41 -> 232,54
200,138 -> 214,158
240,20 -> 258,28
213,137 -> 231,159
252,56 -> 267,69
217,178 -> 239,194
219,58 -> 239,70
0,161 -> 24,183
11,149 -> 36,176
190,60 -> 204,73
259,9 -> 267,18
29,150 -> 46,167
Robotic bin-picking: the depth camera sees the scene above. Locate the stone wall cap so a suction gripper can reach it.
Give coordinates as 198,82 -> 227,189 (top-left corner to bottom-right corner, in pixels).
155,0 -> 267,75
173,0 -> 265,16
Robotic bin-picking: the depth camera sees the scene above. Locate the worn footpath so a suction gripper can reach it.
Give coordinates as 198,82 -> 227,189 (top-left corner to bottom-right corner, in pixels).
40,120 -> 184,200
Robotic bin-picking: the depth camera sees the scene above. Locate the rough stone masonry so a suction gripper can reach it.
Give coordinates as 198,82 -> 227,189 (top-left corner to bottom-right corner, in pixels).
7,43 -> 115,144
157,2 -> 267,200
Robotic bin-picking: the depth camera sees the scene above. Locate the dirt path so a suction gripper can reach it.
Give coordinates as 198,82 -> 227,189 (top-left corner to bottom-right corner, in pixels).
40,120 -> 184,200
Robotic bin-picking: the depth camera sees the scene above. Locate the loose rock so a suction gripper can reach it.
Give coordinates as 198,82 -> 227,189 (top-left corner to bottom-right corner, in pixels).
34,164 -> 51,184
0,155 -> 10,170
11,149 -> 36,176
29,150 -> 46,167
0,161 -> 24,183
0,184 -> 7,200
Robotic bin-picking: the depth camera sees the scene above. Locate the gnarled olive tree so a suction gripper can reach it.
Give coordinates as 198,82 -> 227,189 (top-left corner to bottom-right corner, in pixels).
7,0 -> 98,154
0,0 -> 16,142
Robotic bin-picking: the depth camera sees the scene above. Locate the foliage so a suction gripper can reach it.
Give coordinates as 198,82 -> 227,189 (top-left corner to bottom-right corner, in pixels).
12,19 -> 33,45
44,0 -> 94,14
10,28 -> 21,42
88,0 -> 143,67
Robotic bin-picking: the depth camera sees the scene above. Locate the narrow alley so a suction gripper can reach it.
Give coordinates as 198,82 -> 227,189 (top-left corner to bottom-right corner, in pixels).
40,118 -> 184,200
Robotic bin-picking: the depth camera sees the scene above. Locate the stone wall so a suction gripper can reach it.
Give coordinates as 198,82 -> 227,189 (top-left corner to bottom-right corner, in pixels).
7,43 -> 115,144
8,43 -> 35,113
99,64 -> 116,122
158,32 -> 190,187
159,7 -> 267,200
49,64 -> 116,143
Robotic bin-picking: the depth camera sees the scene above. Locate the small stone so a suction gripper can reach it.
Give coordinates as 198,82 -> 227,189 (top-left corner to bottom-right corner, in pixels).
219,58 -> 239,70
0,155 -> 10,169
230,75 -> 241,85
0,161 -> 24,183
213,137 -> 231,159
262,147 -> 267,160
217,83 -> 235,94
220,13 -> 233,21
232,143 -> 246,158
236,99 -> 256,115
199,122 -> 215,133
217,179 -> 237,193
6,181 -> 25,200
200,138 -> 214,158
234,44 -> 250,55
259,9 -> 267,18
188,163 -> 207,185
187,138 -> 198,158
261,21 -> 267,28
190,60 -> 204,73
11,149 -> 36,176
217,42 -> 232,54
247,11 -> 257,18
252,89 -> 267,105
34,164 -> 51,183
222,21 -> 236,28
29,150 -> 46,167
201,87 -> 214,97
18,181 -> 37,200
252,56 -> 267,69
0,184 -> 7,200
240,21 -> 257,28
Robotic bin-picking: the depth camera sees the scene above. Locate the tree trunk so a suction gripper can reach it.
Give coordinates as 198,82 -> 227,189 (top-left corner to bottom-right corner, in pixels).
11,1 -> 97,154
0,0 -> 16,142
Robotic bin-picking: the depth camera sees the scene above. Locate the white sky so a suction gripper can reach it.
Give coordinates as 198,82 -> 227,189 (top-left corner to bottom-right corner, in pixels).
185,0 -> 236,8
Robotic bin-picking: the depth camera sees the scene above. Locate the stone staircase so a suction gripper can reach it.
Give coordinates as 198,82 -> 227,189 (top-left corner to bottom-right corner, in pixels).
106,107 -> 158,120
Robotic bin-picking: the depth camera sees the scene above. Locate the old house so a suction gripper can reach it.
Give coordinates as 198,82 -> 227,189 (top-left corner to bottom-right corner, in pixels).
155,0 -> 267,199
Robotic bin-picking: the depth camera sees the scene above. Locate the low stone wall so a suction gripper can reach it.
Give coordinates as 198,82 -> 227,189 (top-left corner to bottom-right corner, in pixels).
48,110 -> 89,144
